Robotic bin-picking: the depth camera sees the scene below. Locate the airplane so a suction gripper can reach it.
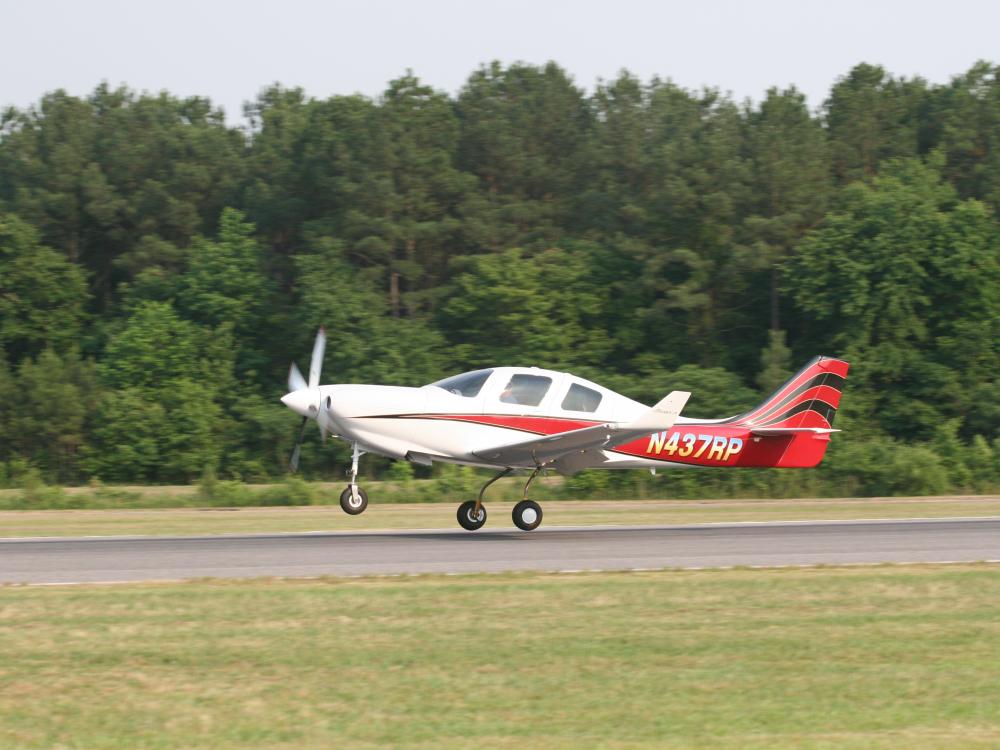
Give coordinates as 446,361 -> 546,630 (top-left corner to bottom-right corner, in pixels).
281,328 -> 849,532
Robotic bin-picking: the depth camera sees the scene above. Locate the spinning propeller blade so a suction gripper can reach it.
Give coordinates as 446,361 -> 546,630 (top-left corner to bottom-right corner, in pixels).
308,327 -> 326,389
290,416 -> 308,472
284,327 -> 328,472
288,362 -> 307,392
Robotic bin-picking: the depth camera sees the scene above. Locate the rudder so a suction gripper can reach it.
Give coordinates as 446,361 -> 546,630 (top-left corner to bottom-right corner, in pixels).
736,356 -> 850,430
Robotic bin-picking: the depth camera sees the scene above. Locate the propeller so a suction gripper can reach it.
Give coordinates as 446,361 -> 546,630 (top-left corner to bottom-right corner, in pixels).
309,327 -> 326,389
283,327 -> 326,472
288,362 -> 307,392
290,416 -> 308,472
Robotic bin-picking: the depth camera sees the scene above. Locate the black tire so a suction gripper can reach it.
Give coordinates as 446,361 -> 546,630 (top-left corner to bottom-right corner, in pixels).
512,500 -> 543,531
340,486 -> 368,515
457,500 -> 487,531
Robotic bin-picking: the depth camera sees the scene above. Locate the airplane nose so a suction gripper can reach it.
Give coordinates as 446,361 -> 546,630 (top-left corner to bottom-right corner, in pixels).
281,389 -> 316,418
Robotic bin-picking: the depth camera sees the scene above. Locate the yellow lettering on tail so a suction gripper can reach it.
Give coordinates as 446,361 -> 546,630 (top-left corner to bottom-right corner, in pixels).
646,431 -> 667,455
723,437 -> 744,461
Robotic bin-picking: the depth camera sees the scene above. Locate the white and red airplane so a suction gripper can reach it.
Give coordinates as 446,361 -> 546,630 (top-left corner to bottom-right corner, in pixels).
281,329 -> 849,531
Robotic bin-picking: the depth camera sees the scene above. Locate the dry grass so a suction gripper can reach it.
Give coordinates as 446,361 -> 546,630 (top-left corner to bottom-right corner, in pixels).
0,495 -> 998,538
1,565 -> 999,748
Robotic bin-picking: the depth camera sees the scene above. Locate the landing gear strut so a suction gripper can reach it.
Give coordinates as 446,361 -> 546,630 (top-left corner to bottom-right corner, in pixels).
340,443 -> 368,515
457,467 -> 510,531
456,466 -> 545,532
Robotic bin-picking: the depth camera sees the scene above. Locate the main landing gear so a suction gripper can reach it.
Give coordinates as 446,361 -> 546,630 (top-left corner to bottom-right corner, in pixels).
457,467 -> 545,532
340,443 -> 368,515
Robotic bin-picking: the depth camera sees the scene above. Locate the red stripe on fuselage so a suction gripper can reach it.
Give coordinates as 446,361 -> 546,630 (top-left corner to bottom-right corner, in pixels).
370,413 -> 832,469
397,413 -> 602,435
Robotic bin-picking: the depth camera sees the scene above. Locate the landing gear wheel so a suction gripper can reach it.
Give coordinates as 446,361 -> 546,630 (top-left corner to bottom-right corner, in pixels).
512,500 -> 543,531
457,501 -> 487,531
339,486 -> 368,515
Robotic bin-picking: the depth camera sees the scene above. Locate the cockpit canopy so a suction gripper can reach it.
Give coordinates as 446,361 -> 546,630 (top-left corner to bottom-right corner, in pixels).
428,368 -> 607,414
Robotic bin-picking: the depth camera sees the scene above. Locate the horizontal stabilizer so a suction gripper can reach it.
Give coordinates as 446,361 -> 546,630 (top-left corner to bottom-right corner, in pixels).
750,427 -> 840,437
629,391 -> 691,433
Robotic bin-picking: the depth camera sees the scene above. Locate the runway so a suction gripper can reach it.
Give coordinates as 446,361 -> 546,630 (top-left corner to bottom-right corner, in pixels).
1,517 -> 998,584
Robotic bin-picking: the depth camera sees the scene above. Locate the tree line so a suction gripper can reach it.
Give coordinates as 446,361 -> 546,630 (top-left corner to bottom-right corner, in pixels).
0,61 -> 997,494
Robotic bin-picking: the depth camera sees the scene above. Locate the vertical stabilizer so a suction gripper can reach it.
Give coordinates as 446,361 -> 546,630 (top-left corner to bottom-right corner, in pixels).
735,357 -> 850,430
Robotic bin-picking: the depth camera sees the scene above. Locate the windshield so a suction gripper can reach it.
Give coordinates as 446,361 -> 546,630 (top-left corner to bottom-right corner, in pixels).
428,369 -> 493,397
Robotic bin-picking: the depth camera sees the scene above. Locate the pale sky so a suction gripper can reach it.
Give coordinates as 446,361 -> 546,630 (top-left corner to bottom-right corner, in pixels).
2,0 -> 998,123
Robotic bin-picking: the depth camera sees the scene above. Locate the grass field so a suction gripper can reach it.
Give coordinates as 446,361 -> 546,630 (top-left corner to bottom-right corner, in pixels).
1,494 -> 998,538
2,565 -> 999,748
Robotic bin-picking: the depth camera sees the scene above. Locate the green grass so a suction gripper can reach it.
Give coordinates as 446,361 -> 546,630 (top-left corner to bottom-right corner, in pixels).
2,565 -> 999,748
0,495 -> 998,538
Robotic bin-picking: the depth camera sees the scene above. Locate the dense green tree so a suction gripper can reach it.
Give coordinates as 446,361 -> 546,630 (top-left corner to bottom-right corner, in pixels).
456,62 -> 592,250
744,87 -> 831,336
937,61 -> 1000,214
177,209 -> 270,329
176,207 -> 275,379
0,62 -> 998,487
606,363 -> 759,416
85,387 -> 165,481
100,301 -> 204,390
756,329 -> 793,394
293,237 -> 447,385
824,64 -> 930,182
243,86 -> 316,256
0,213 -> 89,362
583,72 -> 650,237
363,73 -> 474,315
438,246 -> 612,371
625,83 -> 752,370
0,85 -> 243,306
0,351 -> 17,474
7,348 -> 96,481
89,301 -> 232,481
787,157 -> 1000,439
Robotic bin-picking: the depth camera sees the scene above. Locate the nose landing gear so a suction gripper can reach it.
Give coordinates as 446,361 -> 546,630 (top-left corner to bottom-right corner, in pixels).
340,443 -> 368,515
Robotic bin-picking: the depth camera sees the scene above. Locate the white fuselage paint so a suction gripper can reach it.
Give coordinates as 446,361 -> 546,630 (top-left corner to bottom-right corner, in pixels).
305,367 -> 716,473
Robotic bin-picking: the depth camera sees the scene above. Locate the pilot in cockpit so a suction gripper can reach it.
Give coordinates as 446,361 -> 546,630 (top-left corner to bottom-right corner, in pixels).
500,380 -> 520,404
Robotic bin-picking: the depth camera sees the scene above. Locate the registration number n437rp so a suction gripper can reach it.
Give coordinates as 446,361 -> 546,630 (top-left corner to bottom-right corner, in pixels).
646,432 -> 744,462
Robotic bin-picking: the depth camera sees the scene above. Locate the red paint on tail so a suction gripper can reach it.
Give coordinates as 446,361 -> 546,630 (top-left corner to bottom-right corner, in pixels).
736,356 -> 850,430
614,356 -> 850,469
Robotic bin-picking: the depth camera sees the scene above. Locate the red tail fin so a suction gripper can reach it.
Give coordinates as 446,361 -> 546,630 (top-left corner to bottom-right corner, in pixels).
737,356 -> 850,430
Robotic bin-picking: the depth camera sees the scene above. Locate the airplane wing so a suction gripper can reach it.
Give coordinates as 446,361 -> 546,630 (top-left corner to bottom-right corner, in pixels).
472,391 -> 691,467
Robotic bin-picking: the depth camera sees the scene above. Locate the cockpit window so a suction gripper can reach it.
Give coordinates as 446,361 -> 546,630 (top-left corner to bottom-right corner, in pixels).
429,369 -> 493,397
561,383 -> 603,413
499,374 -> 552,407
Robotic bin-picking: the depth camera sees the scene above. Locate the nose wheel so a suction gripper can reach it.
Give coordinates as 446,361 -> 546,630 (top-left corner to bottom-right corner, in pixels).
340,486 -> 368,515
339,442 -> 368,515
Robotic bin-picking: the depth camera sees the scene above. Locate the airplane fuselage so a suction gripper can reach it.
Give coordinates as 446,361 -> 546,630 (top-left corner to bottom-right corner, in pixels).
281,336 -> 848,530
296,366 -> 831,473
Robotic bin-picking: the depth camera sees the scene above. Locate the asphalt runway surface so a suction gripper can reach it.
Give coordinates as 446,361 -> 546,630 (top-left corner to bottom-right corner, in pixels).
2,517 -> 998,584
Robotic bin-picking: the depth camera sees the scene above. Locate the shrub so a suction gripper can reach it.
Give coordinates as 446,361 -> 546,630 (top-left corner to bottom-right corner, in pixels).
258,476 -> 318,506
16,468 -> 71,509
